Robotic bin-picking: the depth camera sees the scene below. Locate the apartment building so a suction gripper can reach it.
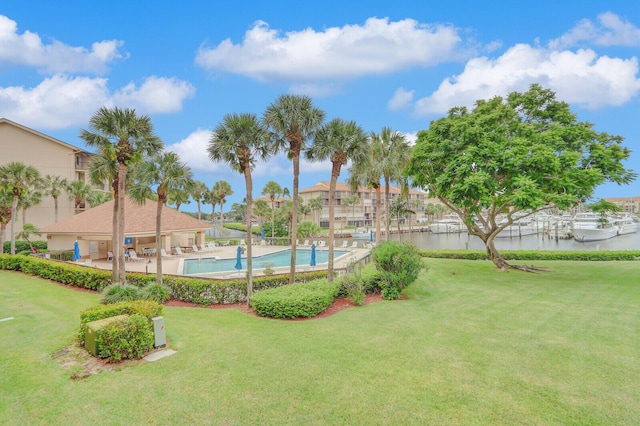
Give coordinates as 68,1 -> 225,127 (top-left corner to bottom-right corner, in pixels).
604,196 -> 640,214
0,118 -> 105,235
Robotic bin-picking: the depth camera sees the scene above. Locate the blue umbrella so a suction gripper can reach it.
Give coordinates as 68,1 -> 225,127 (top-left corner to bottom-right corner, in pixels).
73,240 -> 80,261
310,243 -> 316,267
261,228 -> 265,240
370,230 -> 373,242
235,246 -> 243,270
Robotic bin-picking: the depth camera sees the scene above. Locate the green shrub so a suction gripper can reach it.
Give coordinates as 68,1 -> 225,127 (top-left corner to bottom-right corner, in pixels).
418,249 -> 640,261
101,284 -> 144,304
142,283 -> 171,304
251,279 -> 340,319
339,273 -> 365,306
372,241 -> 423,300
2,240 -> 47,254
97,314 -> 154,362
79,300 -> 162,342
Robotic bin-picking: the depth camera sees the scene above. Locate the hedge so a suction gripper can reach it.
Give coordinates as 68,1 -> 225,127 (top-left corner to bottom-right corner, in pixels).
419,249 -> 640,261
78,300 -> 162,342
97,314 -> 155,362
251,279 -> 340,319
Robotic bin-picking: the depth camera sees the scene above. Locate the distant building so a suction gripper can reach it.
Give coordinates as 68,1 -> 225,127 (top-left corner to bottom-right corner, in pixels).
299,181 -> 441,228
0,118 -> 107,238
604,196 -> 640,214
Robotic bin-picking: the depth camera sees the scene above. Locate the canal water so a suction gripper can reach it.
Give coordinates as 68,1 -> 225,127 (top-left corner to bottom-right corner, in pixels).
388,230 -> 640,251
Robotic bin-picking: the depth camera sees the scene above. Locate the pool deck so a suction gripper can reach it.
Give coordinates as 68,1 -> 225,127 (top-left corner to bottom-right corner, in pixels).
84,242 -> 371,278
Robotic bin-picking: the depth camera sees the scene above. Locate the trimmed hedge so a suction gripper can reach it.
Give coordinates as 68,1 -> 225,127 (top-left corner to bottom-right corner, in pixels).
97,314 -> 155,362
78,300 -> 162,342
251,279 -> 340,319
419,249 -> 640,261
2,240 -> 47,254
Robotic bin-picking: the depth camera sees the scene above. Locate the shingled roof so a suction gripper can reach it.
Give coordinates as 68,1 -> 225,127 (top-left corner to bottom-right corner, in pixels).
40,197 -> 210,236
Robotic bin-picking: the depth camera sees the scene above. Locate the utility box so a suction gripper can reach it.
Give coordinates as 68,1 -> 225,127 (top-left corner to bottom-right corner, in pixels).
152,316 -> 166,348
84,315 -> 128,357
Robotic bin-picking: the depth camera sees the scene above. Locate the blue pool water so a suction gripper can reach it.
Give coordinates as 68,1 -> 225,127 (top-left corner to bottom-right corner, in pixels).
182,249 -> 349,275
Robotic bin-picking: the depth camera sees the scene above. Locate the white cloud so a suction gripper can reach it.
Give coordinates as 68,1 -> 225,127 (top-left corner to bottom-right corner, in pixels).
549,12 -> 640,49
0,14 -> 126,74
413,43 -> 640,115
195,17 -> 463,83
387,87 -> 414,111
403,131 -> 418,146
113,76 -> 195,113
0,74 -> 195,129
166,129 -> 214,172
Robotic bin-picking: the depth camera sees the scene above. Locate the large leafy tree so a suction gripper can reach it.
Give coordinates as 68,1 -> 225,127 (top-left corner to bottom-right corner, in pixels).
212,180 -> 233,234
306,118 -> 367,281
129,151 -> 193,285
43,174 -> 68,223
407,85 -> 636,270
81,107 -> 163,285
263,94 -> 325,283
208,113 -> 271,303
261,180 -> 282,239
0,162 -> 42,255
371,127 -> 411,241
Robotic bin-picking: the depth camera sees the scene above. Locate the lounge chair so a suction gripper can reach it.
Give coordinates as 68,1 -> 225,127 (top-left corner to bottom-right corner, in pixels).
192,245 -> 202,253
311,240 -> 318,247
161,249 -> 173,258
318,241 -> 326,247
174,247 -> 188,256
239,239 -> 246,246
341,241 -> 349,248
301,240 -> 309,247
350,241 -> 359,249
128,251 -> 145,262
107,251 -> 114,262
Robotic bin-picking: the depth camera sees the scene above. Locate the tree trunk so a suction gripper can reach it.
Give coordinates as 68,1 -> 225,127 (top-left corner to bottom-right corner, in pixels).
289,145 -> 300,284
117,164 -> 127,285
10,195 -> 18,255
374,185 -> 381,244
271,198 -> 275,239
156,198 -> 163,285
384,176 -> 391,241
54,196 -> 59,223
244,167 -> 254,305
111,186 -> 119,284
484,235 -> 511,270
327,165 -> 340,282
219,201 -> 224,237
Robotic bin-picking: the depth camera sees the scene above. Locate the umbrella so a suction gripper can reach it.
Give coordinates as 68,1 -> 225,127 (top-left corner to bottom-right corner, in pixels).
261,228 -> 265,240
235,246 -> 243,270
310,243 -> 316,267
370,230 -> 373,242
73,240 -> 80,261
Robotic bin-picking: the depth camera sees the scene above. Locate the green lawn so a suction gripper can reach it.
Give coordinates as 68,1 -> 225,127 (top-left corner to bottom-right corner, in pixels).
1,260 -> 639,425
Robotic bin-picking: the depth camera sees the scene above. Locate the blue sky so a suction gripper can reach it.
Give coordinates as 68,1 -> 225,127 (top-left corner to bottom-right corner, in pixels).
1,1 -> 639,211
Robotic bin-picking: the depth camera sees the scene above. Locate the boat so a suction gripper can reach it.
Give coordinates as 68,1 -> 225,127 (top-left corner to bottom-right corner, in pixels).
428,214 -> 467,234
350,227 -> 371,239
571,213 -> 618,242
496,218 -> 539,238
613,214 -> 639,235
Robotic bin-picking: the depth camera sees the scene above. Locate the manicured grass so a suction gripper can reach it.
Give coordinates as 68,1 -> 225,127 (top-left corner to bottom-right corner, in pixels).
1,260 -> 640,424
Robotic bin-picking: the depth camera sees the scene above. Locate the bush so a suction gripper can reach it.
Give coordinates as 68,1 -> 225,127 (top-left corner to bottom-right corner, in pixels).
79,300 -> 162,343
3,240 -> 47,254
418,249 -> 640,261
372,241 -> 423,300
97,314 -> 154,362
339,273 -> 365,306
251,279 -> 340,319
101,284 -> 144,304
142,283 -> 171,304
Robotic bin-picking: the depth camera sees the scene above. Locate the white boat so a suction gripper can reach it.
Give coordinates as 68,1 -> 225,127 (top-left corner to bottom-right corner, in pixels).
350,228 -> 371,239
613,214 -> 639,235
496,218 -> 539,238
571,213 -> 618,242
428,214 -> 466,234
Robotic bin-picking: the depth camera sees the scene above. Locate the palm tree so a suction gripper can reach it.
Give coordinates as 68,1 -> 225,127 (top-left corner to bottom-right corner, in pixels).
0,162 -> 42,255
343,194 -> 360,227
389,197 -> 415,240
190,180 -> 209,221
86,189 -> 113,207
254,199 -> 270,224
80,106 -> 163,285
18,186 -> 42,226
208,113 -> 271,304
212,180 -> 233,233
16,223 -> 40,252
308,196 -> 323,224
263,94 -> 325,283
0,187 -> 13,253
168,188 -> 190,211
129,152 -> 193,285
67,180 -> 93,212
261,180 -> 282,239
43,175 -> 68,223
371,127 -> 411,241
307,118 -> 367,281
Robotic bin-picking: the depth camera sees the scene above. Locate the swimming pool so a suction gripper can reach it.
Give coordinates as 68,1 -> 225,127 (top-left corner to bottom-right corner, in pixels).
181,248 -> 349,275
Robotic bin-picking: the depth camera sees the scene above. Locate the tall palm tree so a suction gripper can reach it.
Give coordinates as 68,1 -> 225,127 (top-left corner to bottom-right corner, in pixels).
263,94 -> 325,283
212,180 -> 233,233
129,152 -> 193,285
307,118 -> 367,281
18,186 -> 42,226
168,188 -> 190,211
389,196 -> 415,240
66,180 -> 93,212
43,174 -> 68,223
308,196 -> 323,224
208,113 -> 271,304
0,187 -> 13,253
371,127 -> 411,241
343,194 -> 361,227
0,162 -> 42,255
261,180 -> 282,239
190,180 -> 209,220
80,106 -> 163,285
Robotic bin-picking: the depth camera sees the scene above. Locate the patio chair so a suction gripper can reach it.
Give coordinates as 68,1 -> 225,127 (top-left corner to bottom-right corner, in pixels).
174,247 -> 188,256
239,239 -> 246,246
350,241 -> 359,249
161,249 -> 173,258
107,251 -> 114,262
301,240 -> 309,247
311,240 -> 318,247
318,241 -> 326,247
128,251 -> 145,262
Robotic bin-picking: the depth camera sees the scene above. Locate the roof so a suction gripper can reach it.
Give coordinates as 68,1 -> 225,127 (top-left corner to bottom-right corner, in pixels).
0,117 -> 89,154
40,197 -> 211,236
300,181 -> 427,195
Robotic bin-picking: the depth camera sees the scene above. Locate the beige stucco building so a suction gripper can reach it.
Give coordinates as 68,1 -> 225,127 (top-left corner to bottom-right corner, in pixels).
0,118 -> 105,240
604,196 -> 640,214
